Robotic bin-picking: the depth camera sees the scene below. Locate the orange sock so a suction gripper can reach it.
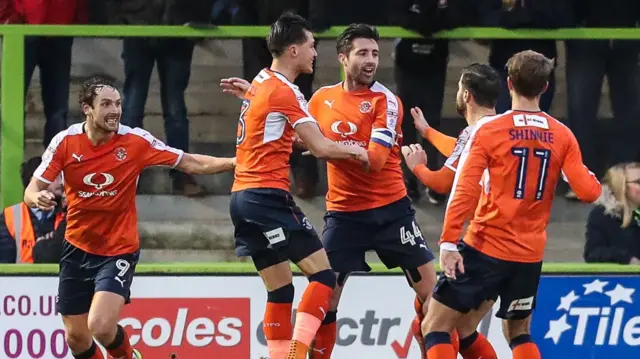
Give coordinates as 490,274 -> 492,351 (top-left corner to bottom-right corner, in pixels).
459,331 -> 497,359
426,344 -> 457,359
287,273 -> 334,359
411,316 -> 426,359
309,311 -> 337,359
512,341 -> 541,359
425,332 -> 456,359
105,325 -> 132,359
414,295 -> 424,319
451,330 -> 460,354
264,302 -> 293,359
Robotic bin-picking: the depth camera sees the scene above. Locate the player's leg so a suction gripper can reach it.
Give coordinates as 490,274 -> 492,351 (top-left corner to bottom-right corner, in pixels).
503,315 -> 540,359
89,251 -> 141,359
254,252 -> 295,359
57,241 -> 104,359
309,272 -> 349,359
402,263 -> 441,358
423,243 -> 503,359
230,190 -> 296,359
456,300 -> 498,359
287,245 -> 336,359
496,260 -> 544,359
372,200 -> 441,357
312,210 -> 372,359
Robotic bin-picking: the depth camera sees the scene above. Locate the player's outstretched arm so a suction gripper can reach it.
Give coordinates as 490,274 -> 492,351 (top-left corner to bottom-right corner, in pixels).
175,153 -> 236,175
562,132 -> 602,203
295,121 -> 370,167
24,178 -> 57,211
411,107 -> 457,157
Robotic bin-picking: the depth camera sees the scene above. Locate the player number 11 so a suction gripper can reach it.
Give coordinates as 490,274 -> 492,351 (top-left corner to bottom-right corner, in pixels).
511,147 -> 551,200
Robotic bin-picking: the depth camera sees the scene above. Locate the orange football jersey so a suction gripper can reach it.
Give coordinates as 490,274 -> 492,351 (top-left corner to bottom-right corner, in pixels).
34,123 -> 183,256
441,110 -> 602,262
233,68 -> 316,193
309,82 -> 406,212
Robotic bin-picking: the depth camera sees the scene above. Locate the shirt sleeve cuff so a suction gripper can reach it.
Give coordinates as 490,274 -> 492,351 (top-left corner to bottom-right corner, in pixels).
411,164 -> 427,176
439,242 -> 459,252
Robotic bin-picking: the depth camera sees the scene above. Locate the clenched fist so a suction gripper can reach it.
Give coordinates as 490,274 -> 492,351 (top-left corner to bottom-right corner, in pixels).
401,143 -> 427,171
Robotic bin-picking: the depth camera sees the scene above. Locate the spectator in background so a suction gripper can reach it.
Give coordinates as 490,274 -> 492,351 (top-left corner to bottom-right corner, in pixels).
100,0 -> 212,196
0,157 -> 66,264
0,0 -> 87,148
233,0 -> 323,198
584,162 -> 640,265
565,0 -> 640,199
480,0 -> 574,114
395,0 -> 476,204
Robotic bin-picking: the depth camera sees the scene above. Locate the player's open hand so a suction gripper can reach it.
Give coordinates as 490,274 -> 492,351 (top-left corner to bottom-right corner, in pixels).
440,249 -> 465,280
410,107 -> 430,136
401,144 -> 427,171
220,77 -> 251,99
30,190 -> 57,212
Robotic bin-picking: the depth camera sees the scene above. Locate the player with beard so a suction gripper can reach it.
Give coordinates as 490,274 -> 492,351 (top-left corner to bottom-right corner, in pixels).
402,63 -> 502,359
222,24 -> 465,359
24,76 -> 236,359
421,51 -> 602,359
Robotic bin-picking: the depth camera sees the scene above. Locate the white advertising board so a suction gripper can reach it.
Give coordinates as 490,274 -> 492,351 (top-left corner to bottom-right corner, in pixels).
0,275 -> 511,359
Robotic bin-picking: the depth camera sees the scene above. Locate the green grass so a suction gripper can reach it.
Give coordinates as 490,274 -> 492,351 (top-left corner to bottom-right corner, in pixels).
1,262 -> 639,275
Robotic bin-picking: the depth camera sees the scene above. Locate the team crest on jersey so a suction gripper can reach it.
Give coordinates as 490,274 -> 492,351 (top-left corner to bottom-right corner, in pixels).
114,147 -> 127,161
359,101 -> 373,113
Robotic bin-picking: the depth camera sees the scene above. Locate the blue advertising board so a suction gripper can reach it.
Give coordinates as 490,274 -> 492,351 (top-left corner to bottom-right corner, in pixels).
532,275 -> 639,358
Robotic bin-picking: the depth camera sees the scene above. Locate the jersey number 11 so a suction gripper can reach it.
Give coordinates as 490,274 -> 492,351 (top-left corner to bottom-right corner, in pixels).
511,147 -> 551,201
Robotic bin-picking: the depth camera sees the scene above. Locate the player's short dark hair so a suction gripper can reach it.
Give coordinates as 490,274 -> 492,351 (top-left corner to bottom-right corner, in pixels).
460,63 -> 501,108
21,156 -> 41,187
506,50 -> 555,98
266,12 -> 312,58
79,75 -> 118,108
336,23 -> 379,55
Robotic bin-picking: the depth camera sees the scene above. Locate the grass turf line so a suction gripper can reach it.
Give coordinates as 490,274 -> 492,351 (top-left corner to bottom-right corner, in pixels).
1,262 -> 639,274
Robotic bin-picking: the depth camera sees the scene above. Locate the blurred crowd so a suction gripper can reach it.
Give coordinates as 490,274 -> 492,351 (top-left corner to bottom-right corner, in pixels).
0,0 -> 639,264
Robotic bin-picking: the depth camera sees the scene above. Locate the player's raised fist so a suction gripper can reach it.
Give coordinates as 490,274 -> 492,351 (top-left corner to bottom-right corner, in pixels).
30,190 -> 56,211
220,77 -> 251,99
410,107 -> 430,136
401,144 -> 427,171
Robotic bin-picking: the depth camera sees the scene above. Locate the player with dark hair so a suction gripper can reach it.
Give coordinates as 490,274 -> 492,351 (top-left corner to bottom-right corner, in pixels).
225,23 -> 457,359
420,50 -> 602,359
223,13 -> 369,359
306,23 -> 444,359
24,75 -> 236,359
402,63 -> 502,359
405,63 -> 501,195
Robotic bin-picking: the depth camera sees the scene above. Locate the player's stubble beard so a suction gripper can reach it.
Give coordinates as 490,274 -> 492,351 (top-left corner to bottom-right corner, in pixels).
456,92 -> 467,118
352,62 -> 376,87
93,113 -> 120,134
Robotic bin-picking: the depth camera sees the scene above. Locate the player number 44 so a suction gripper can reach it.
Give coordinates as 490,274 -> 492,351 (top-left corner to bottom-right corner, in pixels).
400,221 -> 422,246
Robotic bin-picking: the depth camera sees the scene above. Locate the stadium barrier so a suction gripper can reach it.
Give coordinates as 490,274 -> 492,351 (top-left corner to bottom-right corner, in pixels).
2,25 -> 640,207
0,263 -> 639,358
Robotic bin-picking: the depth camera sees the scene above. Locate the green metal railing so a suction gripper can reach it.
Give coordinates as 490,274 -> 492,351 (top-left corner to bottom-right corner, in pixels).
2,25 -> 640,207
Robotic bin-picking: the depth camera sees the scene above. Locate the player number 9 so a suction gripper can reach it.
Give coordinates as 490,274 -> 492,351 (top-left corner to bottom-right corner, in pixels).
115,259 -> 130,278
